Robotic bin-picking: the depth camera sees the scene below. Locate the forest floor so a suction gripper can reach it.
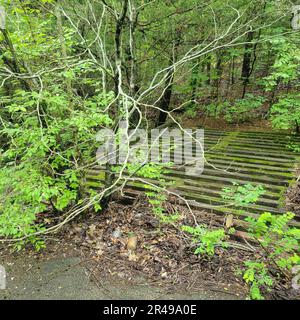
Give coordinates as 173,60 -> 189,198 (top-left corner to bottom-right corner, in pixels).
0,196 -> 246,300
1,120 -> 299,300
1,193 -> 298,300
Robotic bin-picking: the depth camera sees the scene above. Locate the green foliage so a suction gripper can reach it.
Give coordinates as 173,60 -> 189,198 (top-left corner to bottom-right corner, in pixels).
221,183 -> 265,207
264,35 -> 300,132
182,225 -> 228,256
246,212 -> 300,266
184,104 -> 198,118
147,190 -> 181,225
0,166 -> 47,250
0,1 -> 115,249
270,94 -> 300,131
224,95 -> 266,123
113,162 -> 179,225
243,212 -> 300,299
221,182 -> 299,299
203,94 -> 265,123
203,101 -> 230,118
136,163 -> 180,225
264,36 -> 300,91
0,79 -> 113,249
287,142 -> 300,153
130,162 -> 171,180
243,261 -> 273,300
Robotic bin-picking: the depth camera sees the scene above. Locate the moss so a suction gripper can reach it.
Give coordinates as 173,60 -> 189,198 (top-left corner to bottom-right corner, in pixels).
84,131 -> 300,227
86,180 -> 104,188
86,172 -> 106,180
206,153 -> 293,167
210,131 -> 239,151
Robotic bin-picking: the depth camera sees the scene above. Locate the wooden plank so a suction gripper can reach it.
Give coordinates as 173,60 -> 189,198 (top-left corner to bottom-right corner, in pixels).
86,129 -> 300,226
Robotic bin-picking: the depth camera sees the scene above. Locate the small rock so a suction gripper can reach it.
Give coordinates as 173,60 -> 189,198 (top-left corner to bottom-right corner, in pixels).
127,236 -> 138,251
112,229 -> 122,239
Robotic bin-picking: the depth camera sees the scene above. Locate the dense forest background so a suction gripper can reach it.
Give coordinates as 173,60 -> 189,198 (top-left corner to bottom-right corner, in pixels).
0,0 -> 300,300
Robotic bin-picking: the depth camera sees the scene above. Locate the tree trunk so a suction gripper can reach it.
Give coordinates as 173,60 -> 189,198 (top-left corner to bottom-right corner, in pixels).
157,33 -> 181,126
231,56 -> 235,85
127,1 -> 141,126
212,53 -> 223,100
206,55 -> 211,86
189,60 -> 203,109
157,63 -> 175,126
0,29 -> 31,91
190,63 -> 199,103
103,0 -> 128,207
241,31 -> 254,98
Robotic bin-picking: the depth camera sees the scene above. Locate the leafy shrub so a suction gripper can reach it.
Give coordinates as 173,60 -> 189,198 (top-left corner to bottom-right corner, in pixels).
221,183 -> 265,207
264,36 -> 300,91
184,105 -> 198,118
270,94 -> 300,131
0,87 -> 113,249
242,261 -> 273,300
221,184 -> 299,299
147,190 -> 181,225
203,101 -> 230,118
243,212 -> 300,299
113,162 -> 179,225
264,35 -> 300,132
224,94 -> 266,123
287,142 -> 300,153
182,225 -> 228,256
139,164 -> 180,225
203,94 -> 265,123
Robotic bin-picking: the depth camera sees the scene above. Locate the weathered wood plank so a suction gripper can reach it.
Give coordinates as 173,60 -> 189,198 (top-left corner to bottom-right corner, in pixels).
86,130 -> 300,225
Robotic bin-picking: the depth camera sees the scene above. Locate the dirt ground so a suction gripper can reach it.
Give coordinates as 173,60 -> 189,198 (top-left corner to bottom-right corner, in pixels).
0,204 -> 247,300
1,194 -> 298,300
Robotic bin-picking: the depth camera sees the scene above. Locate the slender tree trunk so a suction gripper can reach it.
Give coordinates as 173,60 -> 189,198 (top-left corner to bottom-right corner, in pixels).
231,56 -> 235,85
0,28 -> 49,128
189,60 -> 202,109
0,29 -> 31,91
206,55 -> 211,86
212,53 -> 223,100
157,33 -> 181,126
190,63 -> 199,102
127,0 -> 141,125
242,2 -> 266,99
157,61 -> 175,126
241,31 -> 254,98
296,121 -> 300,134
103,0 -> 128,206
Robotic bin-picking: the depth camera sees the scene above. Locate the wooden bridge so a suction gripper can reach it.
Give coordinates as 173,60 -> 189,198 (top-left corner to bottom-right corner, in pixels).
86,130 -> 300,226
